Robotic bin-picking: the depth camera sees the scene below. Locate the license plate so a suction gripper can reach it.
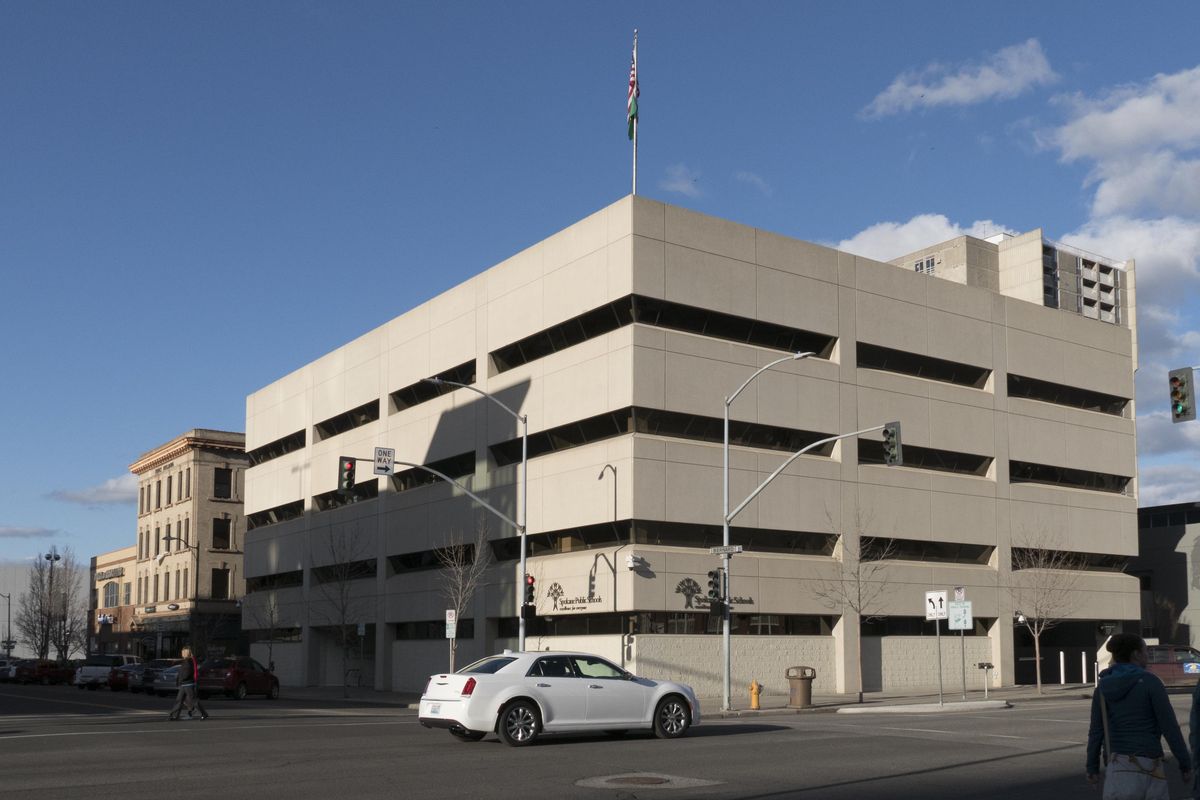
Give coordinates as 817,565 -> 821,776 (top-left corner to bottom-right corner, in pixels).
429,703 -> 441,715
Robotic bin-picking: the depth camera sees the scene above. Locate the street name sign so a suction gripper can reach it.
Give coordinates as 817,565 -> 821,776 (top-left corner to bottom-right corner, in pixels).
709,545 -> 744,555
925,590 -> 948,621
948,600 -> 973,630
374,447 -> 395,476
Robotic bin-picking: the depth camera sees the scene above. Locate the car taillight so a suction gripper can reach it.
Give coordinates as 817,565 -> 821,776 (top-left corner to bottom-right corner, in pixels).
461,677 -> 476,697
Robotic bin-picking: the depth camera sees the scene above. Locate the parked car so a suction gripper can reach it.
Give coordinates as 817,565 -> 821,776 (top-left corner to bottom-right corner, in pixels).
128,659 -> 182,694
75,654 -> 142,689
418,651 -> 700,746
1145,644 -> 1200,686
13,659 -> 74,685
107,664 -> 134,691
197,657 -> 280,700
0,658 -> 17,682
152,665 -> 180,697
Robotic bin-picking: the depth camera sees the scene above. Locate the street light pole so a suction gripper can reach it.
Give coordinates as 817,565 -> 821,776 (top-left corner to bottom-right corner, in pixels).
424,378 -> 529,651
44,546 -> 61,660
721,352 -> 813,711
0,592 -> 11,657
161,534 -> 200,653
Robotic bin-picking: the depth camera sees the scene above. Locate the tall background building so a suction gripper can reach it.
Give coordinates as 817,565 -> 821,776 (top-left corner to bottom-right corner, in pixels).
128,429 -> 248,659
243,196 -> 1139,696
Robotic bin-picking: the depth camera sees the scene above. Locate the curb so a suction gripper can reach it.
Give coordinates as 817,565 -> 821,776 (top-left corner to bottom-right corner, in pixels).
837,700 -> 1012,714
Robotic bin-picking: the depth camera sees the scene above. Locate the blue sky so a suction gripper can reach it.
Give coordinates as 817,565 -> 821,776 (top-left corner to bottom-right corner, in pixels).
2,1 -> 1200,565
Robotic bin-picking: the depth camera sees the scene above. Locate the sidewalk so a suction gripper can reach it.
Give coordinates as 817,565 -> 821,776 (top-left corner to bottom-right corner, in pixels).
276,681 -> 1094,715
699,682 -> 1093,718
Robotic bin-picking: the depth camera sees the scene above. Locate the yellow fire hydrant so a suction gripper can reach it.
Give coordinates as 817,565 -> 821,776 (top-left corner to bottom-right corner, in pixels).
749,679 -> 761,710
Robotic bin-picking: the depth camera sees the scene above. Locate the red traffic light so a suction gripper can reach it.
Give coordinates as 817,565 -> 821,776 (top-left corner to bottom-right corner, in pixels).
525,574 -> 535,586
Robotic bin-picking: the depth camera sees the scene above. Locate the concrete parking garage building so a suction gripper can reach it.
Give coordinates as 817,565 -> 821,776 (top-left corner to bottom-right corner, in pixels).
242,196 -> 1140,696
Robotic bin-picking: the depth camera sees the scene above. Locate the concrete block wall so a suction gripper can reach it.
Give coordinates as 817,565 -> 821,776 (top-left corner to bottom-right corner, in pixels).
630,635 -> 835,699
251,641 -> 303,687
861,636 -> 993,692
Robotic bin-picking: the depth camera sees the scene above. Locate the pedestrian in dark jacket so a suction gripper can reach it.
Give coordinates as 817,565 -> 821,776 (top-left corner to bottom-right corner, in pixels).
1086,633 -> 1191,798
167,646 -> 209,721
1187,678 -> 1200,798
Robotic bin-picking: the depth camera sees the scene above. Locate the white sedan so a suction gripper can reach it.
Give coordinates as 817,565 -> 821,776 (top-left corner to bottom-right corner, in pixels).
418,651 -> 700,746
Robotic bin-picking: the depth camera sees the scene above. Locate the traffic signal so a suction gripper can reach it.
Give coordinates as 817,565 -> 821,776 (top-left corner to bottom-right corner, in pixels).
882,421 -> 903,466
1170,368 -> 1196,423
707,569 -> 722,602
338,456 -> 356,494
524,574 -> 536,605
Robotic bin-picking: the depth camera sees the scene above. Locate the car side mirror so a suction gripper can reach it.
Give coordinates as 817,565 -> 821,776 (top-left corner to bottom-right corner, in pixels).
622,670 -> 635,680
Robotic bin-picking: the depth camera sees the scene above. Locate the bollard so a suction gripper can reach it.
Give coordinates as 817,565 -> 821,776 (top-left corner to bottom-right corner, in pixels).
749,680 -> 761,710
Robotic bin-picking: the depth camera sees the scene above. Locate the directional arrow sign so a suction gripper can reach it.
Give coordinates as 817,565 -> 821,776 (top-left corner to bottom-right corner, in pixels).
925,590 -> 948,621
374,447 -> 395,476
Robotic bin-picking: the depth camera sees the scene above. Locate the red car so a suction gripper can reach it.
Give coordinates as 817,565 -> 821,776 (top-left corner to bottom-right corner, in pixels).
13,659 -> 74,685
107,664 -> 134,691
197,657 -> 280,700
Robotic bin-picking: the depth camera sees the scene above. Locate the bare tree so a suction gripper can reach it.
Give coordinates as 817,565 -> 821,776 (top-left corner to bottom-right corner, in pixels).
49,549 -> 88,662
1007,534 -> 1084,694
312,527 -> 373,697
15,551 -> 86,661
813,525 -> 897,704
436,520 -> 493,672
248,592 -> 284,671
1150,593 -> 1180,643
16,559 -> 50,659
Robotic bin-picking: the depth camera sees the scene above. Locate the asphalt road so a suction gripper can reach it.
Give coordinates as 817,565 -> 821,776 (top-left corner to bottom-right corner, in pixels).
0,684 -> 1194,799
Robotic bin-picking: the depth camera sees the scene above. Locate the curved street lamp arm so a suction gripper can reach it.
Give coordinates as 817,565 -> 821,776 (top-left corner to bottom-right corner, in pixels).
423,378 -> 527,423
392,461 -> 522,533
726,352 -> 815,407
727,424 -> 885,524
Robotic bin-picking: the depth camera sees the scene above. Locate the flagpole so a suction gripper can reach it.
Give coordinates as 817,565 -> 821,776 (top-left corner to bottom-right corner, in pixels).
631,29 -> 638,196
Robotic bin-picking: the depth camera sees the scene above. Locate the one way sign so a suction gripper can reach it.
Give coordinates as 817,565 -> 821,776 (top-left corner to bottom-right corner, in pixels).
925,590 -> 948,621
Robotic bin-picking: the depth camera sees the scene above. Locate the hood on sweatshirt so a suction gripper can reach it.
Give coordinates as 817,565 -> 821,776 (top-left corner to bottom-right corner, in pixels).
1098,662 -> 1146,703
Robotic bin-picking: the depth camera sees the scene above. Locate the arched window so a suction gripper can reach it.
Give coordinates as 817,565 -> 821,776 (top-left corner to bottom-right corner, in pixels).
103,582 -> 119,608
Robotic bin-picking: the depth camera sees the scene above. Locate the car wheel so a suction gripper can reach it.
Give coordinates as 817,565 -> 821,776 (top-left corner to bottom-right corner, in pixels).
267,682 -> 280,700
449,727 -> 485,742
497,700 -> 541,747
653,695 -> 691,739
233,682 -> 248,701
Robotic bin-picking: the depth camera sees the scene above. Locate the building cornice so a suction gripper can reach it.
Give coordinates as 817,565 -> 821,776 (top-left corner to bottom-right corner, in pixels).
129,429 -> 246,475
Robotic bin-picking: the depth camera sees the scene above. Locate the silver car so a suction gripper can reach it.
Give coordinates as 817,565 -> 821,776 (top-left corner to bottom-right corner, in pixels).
152,665 -> 180,697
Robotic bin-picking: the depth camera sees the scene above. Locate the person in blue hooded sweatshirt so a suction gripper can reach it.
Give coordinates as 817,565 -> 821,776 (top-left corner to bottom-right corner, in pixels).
1087,633 -> 1192,798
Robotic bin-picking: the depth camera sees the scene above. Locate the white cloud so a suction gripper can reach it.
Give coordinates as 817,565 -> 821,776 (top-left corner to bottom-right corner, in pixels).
1041,66 -> 1200,219
1047,66 -> 1200,163
0,526 -> 56,540
49,473 -> 138,506
835,214 -> 1013,262
1139,463 -> 1200,507
862,39 -> 1057,118
659,164 -> 702,198
1138,411 -> 1200,457
734,170 -> 772,197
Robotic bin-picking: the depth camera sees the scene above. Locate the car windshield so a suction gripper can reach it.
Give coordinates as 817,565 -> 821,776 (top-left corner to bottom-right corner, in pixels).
457,656 -> 517,675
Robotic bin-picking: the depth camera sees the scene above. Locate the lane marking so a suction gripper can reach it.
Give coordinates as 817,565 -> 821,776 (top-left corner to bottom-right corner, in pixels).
0,718 -> 416,742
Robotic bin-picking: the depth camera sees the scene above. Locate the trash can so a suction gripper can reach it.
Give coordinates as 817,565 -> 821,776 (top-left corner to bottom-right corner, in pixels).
786,666 -> 816,708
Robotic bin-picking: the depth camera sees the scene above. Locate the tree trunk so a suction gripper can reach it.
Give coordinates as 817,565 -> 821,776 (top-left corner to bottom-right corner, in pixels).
1034,633 -> 1043,695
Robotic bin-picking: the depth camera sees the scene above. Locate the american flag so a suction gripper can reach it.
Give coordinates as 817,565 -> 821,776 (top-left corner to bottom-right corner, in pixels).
627,35 -> 639,141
